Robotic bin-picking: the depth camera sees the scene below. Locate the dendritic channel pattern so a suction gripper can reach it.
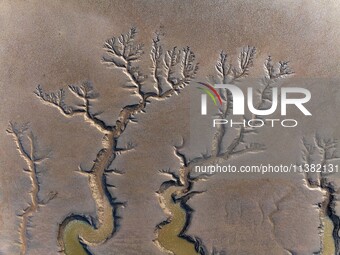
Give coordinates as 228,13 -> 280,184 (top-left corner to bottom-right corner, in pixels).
7,122 -> 57,255
156,49 -> 294,255
34,27 -> 198,255
301,135 -> 340,255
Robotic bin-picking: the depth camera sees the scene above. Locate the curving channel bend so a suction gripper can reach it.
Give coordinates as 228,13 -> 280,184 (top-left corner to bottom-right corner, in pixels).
156,184 -> 199,255
58,133 -> 116,255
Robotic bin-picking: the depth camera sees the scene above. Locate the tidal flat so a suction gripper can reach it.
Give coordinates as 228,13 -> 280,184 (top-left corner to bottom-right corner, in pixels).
1,1 -> 340,255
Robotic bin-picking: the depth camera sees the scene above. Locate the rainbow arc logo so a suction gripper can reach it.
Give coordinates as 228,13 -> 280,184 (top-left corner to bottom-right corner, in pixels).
197,82 -> 312,117
197,82 -> 222,115
197,82 -> 222,106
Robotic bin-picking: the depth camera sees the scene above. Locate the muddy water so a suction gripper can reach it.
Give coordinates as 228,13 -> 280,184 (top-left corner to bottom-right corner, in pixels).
156,185 -> 199,255
323,215 -> 335,255
60,133 -> 116,255
61,174 -> 114,255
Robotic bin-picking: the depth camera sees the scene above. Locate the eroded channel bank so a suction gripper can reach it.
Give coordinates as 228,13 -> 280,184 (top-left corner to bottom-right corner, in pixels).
46,26 -> 199,254
156,184 -> 200,255
58,133 -> 117,255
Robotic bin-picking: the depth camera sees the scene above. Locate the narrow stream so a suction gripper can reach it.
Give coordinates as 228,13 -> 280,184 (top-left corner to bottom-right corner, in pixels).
323,214 -> 335,255
156,185 -> 200,255
59,175 -> 114,254
58,133 -> 116,255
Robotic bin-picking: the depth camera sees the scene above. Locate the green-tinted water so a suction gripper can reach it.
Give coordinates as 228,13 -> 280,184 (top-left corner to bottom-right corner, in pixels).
61,170 -> 114,254
156,186 -> 199,255
323,215 -> 335,255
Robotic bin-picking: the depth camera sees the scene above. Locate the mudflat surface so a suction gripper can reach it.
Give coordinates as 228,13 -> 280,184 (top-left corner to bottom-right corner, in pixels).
1,1 -> 340,255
